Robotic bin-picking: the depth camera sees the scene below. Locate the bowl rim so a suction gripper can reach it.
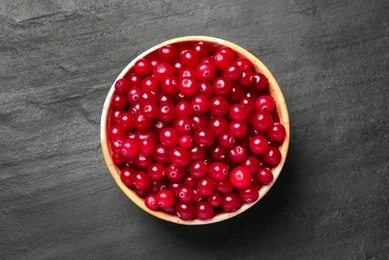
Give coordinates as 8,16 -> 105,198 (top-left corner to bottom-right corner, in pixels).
100,36 -> 290,225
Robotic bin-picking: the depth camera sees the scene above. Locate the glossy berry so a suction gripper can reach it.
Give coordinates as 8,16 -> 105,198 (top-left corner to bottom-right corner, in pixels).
240,97 -> 256,113
219,132 -> 236,149
194,128 -> 215,147
136,153 -> 153,169
128,73 -> 143,88
169,147 -> 191,167
189,161 -> 208,179
252,72 -> 268,91
229,105 -> 248,121
212,52 -> 233,70
208,162 -> 228,181
213,77 -> 232,97
195,202 -> 214,220
179,77 -> 199,97
121,139 -> 140,158
179,135 -> 194,149
227,85 -> 245,104
178,186 -> 195,202
156,189 -> 175,208
252,111 -> 273,131
217,46 -> 235,59
190,114 -> 210,131
237,69 -> 254,88
227,144 -> 248,164
184,175 -> 198,188
127,86 -> 142,104
209,96 -> 229,117
175,201 -> 195,220
196,62 -> 216,82
209,117 -> 229,137
229,121 -> 248,138
118,112 -> 135,130
141,102 -> 158,119
224,64 -> 242,81
145,194 -> 159,210
241,156 -> 261,175
239,185 -> 259,203
161,75 -> 179,94
267,122 -> 286,142
257,168 -> 274,184
190,94 -> 210,115
153,144 -> 171,164
235,57 -> 253,71
193,42 -> 210,59
158,45 -> 178,63
148,163 -> 165,181
198,82 -> 214,99
221,192 -> 242,212
256,95 -> 275,112
158,103 -> 176,122
120,167 -> 136,187
263,146 -> 282,165
111,94 -> 127,109
115,78 -> 130,95
208,193 -> 222,207
189,144 -> 206,162
210,145 -> 227,161
215,178 -> 235,194
230,166 -> 251,188
175,101 -> 193,117
181,50 -> 199,69
174,117 -> 192,135
159,127 -> 180,147
132,171 -> 150,190
249,136 -> 269,155
139,139 -> 154,156
154,62 -> 174,81
135,58 -> 153,76
165,163 -> 186,182
133,114 -> 152,131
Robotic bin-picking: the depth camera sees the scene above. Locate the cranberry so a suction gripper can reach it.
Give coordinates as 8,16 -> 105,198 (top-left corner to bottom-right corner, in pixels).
111,94 -> 127,109
190,114 -> 210,131
110,109 -> 124,125
158,45 -> 178,63
179,77 -> 199,97
149,177 -> 169,194
179,135 -> 194,149
227,85 -> 245,104
209,117 -> 229,137
177,186 -> 194,202
134,58 -> 153,76
249,136 -> 269,155
217,46 -> 235,59
227,144 -> 248,164
111,139 -> 123,155
239,185 -> 259,203
150,58 -> 160,68
115,78 -> 130,95
141,76 -> 160,95
237,69 -> 254,88
189,144 -> 206,162
175,201 -> 195,220
230,166 -> 251,188
118,112 -> 135,130
138,139 -> 154,156
136,153 -> 153,169
194,201 -> 213,220
208,193 -> 222,207
128,73 -> 143,88
172,60 -> 183,76
252,111 -> 273,131
175,101 -> 193,117
161,75 -> 179,94
215,178 -> 234,194
191,94 -> 210,114
198,81 -> 214,99
224,64 -> 242,81
229,121 -> 248,138
158,103 -> 176,122
240,97 -> 256,113
219,132 -> 236,149
132,171 -> 151,190
209,96 -> 229,117
257,168 -> 274,184
169,147 -> 191,167
208,162 -> 228,181
210,145 -> 227,161
148,163 -> 165,181
252,72 -> 268,91
133,114 -> 152,131
157,92 -> 175,106
145,194 -> 159,210
235,57 -> 253,71
154,62 -> 174,81
241,156 -> 261,175
156,189 -> 175,208
181,50 -> 200,69
165,163 -> 186,182
120,167 -> 136,187
159,127 -> 180,147
267,122 -> 286,142
229,104 -> 248,121
256,95 -> 275,112
196,62 -> 216,82
213,77 -> 232,97
193,42 -> 210,59
127,86 -> 142,104
212,52 -> 233,70
141,102 -> 158,119
221,192 -> 242,212
112,153 -> 125,165
263,146 -> 281,165
121,139 -> 140,158
194,128 -> 215,147
153,144 -> 171,164
174,117 -> 192,135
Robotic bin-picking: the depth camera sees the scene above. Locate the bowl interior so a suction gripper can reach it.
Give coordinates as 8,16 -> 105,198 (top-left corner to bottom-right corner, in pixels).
101,36 -> 290,225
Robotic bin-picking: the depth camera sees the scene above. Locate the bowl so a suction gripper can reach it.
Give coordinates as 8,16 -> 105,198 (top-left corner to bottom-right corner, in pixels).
101,36 -> 290,225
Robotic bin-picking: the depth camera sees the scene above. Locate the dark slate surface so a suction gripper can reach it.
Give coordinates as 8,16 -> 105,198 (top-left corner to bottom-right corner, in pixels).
1,0 -> 388,259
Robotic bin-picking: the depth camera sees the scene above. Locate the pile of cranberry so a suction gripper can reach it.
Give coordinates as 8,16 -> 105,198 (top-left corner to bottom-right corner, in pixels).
107,41 -> 286,221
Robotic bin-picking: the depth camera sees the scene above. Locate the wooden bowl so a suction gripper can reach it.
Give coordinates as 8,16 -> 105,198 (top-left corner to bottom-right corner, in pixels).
101,36 -> 290,225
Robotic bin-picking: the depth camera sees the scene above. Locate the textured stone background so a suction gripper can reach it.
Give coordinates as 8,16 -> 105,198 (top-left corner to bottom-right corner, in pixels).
1,0 -> 388,259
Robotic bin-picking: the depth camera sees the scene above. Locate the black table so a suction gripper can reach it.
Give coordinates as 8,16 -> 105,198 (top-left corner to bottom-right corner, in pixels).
1,1 -> 388,259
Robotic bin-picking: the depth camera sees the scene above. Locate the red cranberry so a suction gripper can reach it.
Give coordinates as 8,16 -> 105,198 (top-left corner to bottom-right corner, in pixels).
128,73 -> 143,88
136,153 -> 153,169
118,112 -> 135,130
224,64 -> 242,81
133,114 -> 152,131
175,101 -> 193,117
209,96 -> 229,117
180,50 -> 200,69
215,178 -> 234,194
169,147 -> 191,167
219,132 -> 236,149
240,97 -> 256,113
252,72 -> 268,91
227,85 -> 245,104
159,127 -> 180,147
217,46 -> 235,59
110,109 -> 124,125
191,94 -> 210,114
165,163 -> 186,182
194,128 -> 215,147
189,144 -> 206,162
111,94 -> 127,109
267,122 -> 286,142
263,146 -> 281,165
154,62 -> 174,81
121,139 -> 140,158
230,166 -> 251,188
229,104 -> 248,121
235,57 -> 253,71
153,144 -> 171,164
175,201 -> 195,220
156,189 -> 175,208
257,168 -> 274,184
148,163 -> 165,181
195,201 -> 214,220
208,162 -> 228,181
115,78 -> 130,95
190,114 -> 210,131
237,69 -> 254,88
158,103 -> 176,122
209,117 -> 229,137
256,95 -> 275,112
145,194 -> 159,210
210,145 -> 227,161
132,171 -> 151,190
184,175 -> 198,188
249,136 -> 269,155
189,161 -> 208,179
158,45 -> 178,63
229,121 -> 248,138
212,52 -> 233,70
174,117 -> 192,135
213,77 -> 232,97
134,58 -> 153,76
227,144 -> 248,164
120,167 -> 136,187
196,62 -> 216,82
198,82 -> 214,99
241,156 -> 261,175
179,77 -> 199,97
239,185 -> 259,203
157,92 -> 175,106
252,111 -> 273,131
161,75 -> 179,94
193,42 -> 210,59
179,135 -> 194,149
208,193 -> 222,207
127,86 -> 142,104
